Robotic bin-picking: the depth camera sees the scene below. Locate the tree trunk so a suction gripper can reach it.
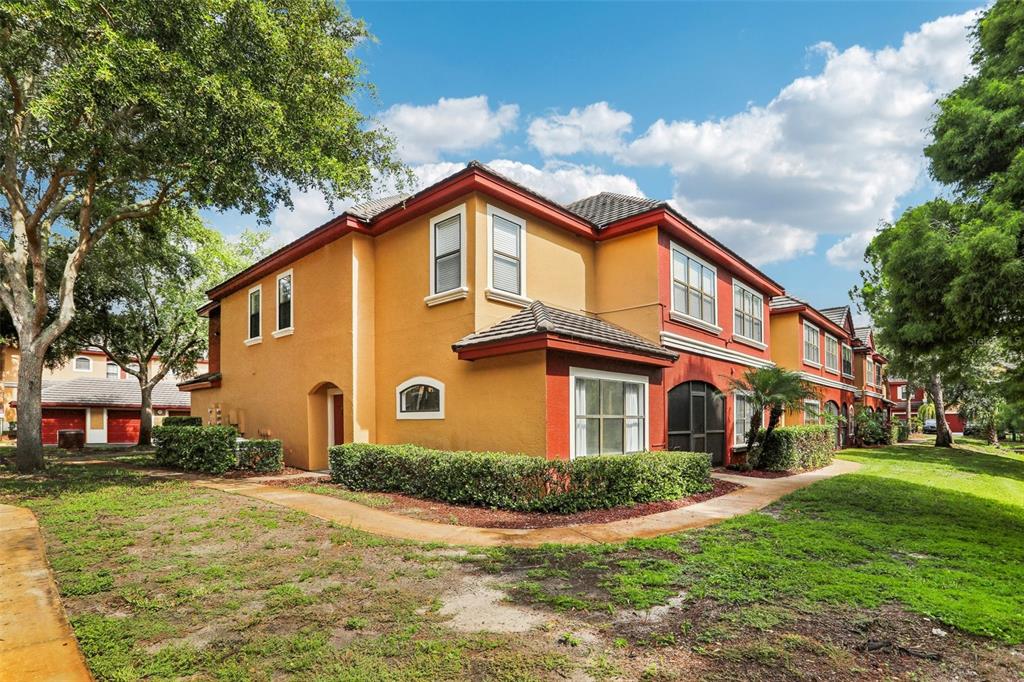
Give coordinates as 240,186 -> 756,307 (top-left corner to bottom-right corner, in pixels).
745,409 -> 763,452
138,382 -> 154,446
929,374 -> 954,448
906,392 -> 913,432
14,350 -> 46,473
985,414 -> 998,446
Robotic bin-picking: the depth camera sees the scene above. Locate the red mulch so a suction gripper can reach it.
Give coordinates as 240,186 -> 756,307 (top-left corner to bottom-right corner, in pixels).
722,468 -> 794,479
300,478 -> 743,529
219,466 -> 310,479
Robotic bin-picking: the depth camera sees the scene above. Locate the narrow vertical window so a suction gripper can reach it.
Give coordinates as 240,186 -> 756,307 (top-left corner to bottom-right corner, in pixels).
825,336 -> 839,372
491,211 -> 523,295
106,362 -> 119,379
734,394 -> 753,446
803,323 -> 820,366
247,286 -> 261,343
732,282 -> 763,342
276,271 -> 292,332
842,345 -> 853,376
433,214 -> 462,294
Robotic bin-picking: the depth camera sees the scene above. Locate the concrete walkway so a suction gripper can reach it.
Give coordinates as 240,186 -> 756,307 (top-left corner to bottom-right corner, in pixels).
195,459 -> 862,548
0,505 -> 92,682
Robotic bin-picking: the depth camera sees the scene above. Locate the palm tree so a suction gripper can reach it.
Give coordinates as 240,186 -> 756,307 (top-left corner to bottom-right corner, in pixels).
727,367 -> 820,455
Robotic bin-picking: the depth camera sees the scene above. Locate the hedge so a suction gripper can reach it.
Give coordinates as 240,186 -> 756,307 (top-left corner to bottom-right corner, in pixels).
152,425 -> 238,474
162,415 -> 203,427
237,439 -> 284,473
328,444 -> 712,514
757,425 -> 834,471
897,420 -> 911,442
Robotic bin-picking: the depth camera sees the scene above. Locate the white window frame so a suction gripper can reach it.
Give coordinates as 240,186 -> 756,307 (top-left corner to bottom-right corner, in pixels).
669,242 -> 721,334
485,204 -> 530,307
568,367 -> 649,459
105,361 -> 119,380
824,334 -> 840,374
841,343 -> 854,378
897,385 -> 907,400
273,269 -> 294,338
733,391 -> 754,448
803,399 -> 821,424
425,204 -> 469,306
802,321 -> 821,368
865,358 -> 875,386
395,376 -> 445,420
731,278 -> 765,349
245,284 -> 262,345
73,355 -> 93,372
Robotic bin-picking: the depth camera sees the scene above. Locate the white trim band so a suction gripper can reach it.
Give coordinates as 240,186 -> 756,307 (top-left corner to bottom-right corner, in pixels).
660,331 -> 774,369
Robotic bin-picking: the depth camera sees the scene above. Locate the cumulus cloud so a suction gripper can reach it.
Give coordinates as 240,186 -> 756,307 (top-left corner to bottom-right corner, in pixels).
376,96 -> 519,163
601,9 -> 976,268
527,102 -> 633,156
269,188 -> 351,245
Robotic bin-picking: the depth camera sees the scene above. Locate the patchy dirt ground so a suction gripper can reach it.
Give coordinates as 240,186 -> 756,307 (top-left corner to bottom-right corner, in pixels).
292,478 -> 742,529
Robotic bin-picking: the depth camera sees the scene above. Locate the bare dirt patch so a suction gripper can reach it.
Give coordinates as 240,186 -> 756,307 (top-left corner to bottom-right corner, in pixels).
295,478 -> 742,529
438,576 -> 548,633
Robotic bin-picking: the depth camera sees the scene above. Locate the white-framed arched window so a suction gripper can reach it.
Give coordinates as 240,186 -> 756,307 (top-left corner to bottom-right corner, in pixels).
395,376 -> 445,420
73,355 -> 92,372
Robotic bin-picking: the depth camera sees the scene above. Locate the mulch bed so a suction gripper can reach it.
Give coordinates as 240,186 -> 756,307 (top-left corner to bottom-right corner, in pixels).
298,478 -> 743,529
219,466 -> 311,479
721,468 -> 795,479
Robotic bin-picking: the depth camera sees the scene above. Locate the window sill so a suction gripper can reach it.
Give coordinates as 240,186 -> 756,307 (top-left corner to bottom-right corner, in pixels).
424,287 -> 469,307
824,366 -> 839,375
485,288 -> 531,308
669,311 -> 722,335
842,372 -> 855,380
244,337 -> 262,346
272,328 -> 294,338
732,444 -> 748,452
732,334 -> 766,351
396,412 -> 445,421
803,360 -> 822,369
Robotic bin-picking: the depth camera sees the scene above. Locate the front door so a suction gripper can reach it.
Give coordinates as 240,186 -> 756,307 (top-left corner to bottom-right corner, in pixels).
667,381 -> 726,465
328,391 -> 343,446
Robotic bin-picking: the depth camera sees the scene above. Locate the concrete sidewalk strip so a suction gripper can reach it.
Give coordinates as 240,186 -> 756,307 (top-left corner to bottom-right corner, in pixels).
196,459 -> 862,547
0,505 -> 93,682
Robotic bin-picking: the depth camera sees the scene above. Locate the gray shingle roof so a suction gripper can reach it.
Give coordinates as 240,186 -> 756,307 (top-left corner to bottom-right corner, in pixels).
819,305 -> 850,328
453,300 -> 677,360
40,378 -> 190,409
348,193 -> 412,220
565,192 -> 665,228
854,326 -> 873,346
768,295 -> 805,310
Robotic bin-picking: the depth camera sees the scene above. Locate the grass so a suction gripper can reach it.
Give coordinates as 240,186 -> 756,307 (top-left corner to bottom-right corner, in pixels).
491,439 -> 1024,644
3,440 -> 1023,680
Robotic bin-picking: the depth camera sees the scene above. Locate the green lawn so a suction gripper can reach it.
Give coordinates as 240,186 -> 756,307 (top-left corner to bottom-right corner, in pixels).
2,441 -> 1023,680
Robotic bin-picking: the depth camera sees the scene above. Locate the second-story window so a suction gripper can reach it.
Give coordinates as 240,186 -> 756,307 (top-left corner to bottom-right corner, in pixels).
276,271 -> 293,332
671,244 -> 717,327
74,356 -> 92,372
803,322 -> 820,366
866,358 -> 874,385
106,362 -> 118,379
875,363 -> 882,387
431,209 -> 463,295
842,344 -> 853,377
490,208 -> 525,296
825,335 -> 839,373
247,286 -> 261,343
733,282 -> 763,343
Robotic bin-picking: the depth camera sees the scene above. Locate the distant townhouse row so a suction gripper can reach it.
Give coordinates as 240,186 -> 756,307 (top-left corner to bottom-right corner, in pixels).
1,346 -> 202,445
181,162 -> 892,470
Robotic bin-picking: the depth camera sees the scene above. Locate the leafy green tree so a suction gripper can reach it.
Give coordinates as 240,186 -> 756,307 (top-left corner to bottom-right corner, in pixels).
0,0 -> 403,471
917,401 -> 936,422
996,401 -> 1024,441
54,210 -> 268,445
727,367 -> 819,464
945,341 -> 1009,445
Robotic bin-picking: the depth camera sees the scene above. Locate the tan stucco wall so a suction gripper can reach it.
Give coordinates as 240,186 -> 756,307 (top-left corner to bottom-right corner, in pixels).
769,312 -> 802,371
592,228 -> 661,343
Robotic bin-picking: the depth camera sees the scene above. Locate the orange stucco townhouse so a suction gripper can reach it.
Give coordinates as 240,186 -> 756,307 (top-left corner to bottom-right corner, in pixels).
183,162 -> 801,470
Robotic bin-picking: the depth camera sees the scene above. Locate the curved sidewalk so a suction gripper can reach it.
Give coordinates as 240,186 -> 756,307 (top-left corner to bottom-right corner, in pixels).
0,505 -> 92,682
196,459 -> 862,547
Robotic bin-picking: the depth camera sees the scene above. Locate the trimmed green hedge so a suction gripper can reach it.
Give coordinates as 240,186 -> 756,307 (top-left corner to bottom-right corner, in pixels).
152,425 -> 238,474
328,444 -> 712,514
757,425 -> 834,471
897,420 -> 911,442
238,439 -> 284,473
162,415 -> 203,427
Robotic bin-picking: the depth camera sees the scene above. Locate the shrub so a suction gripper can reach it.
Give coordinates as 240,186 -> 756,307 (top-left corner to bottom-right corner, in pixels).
162,415 -> 203,427
237,439 -> 284,473
757,425 -> 833,471
896,420 -> 910,442
152,425 -> 238,474
328,444 -> 712,514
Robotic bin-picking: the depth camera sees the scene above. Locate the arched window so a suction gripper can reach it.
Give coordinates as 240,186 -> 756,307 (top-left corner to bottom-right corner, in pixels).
396,377 -> 445,420
73,356 -> 92,372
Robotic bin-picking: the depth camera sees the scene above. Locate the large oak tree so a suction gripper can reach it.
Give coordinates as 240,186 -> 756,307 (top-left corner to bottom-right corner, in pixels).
0,0 -> 403,471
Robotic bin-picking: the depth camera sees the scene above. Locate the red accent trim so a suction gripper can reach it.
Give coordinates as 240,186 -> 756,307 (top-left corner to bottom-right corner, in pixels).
455,333 -> 676,367
770,305 -> 851,341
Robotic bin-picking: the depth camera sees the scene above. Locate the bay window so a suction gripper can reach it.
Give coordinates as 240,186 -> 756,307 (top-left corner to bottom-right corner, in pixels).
671,243 -> 717,328
572,369 -> 647,457
429,205 -> 466,300
489,206 -> 525,297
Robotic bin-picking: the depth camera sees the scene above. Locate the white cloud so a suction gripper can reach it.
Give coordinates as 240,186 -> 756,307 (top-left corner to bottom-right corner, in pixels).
606,9 -> 979,268
527,102 -> 633,156
377,96 -> 519,163
269,188 -> 351,245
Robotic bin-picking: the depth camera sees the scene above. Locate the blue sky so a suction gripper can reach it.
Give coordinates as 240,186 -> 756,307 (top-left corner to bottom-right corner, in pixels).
207,1 -> 983,318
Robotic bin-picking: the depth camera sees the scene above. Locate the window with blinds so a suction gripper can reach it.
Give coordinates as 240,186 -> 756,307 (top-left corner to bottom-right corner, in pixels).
490,212 -> 523,295
803,322 -> 820,365
733,282 -> 763,342
671,244 -> 717,326
433,214 -> 462,294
